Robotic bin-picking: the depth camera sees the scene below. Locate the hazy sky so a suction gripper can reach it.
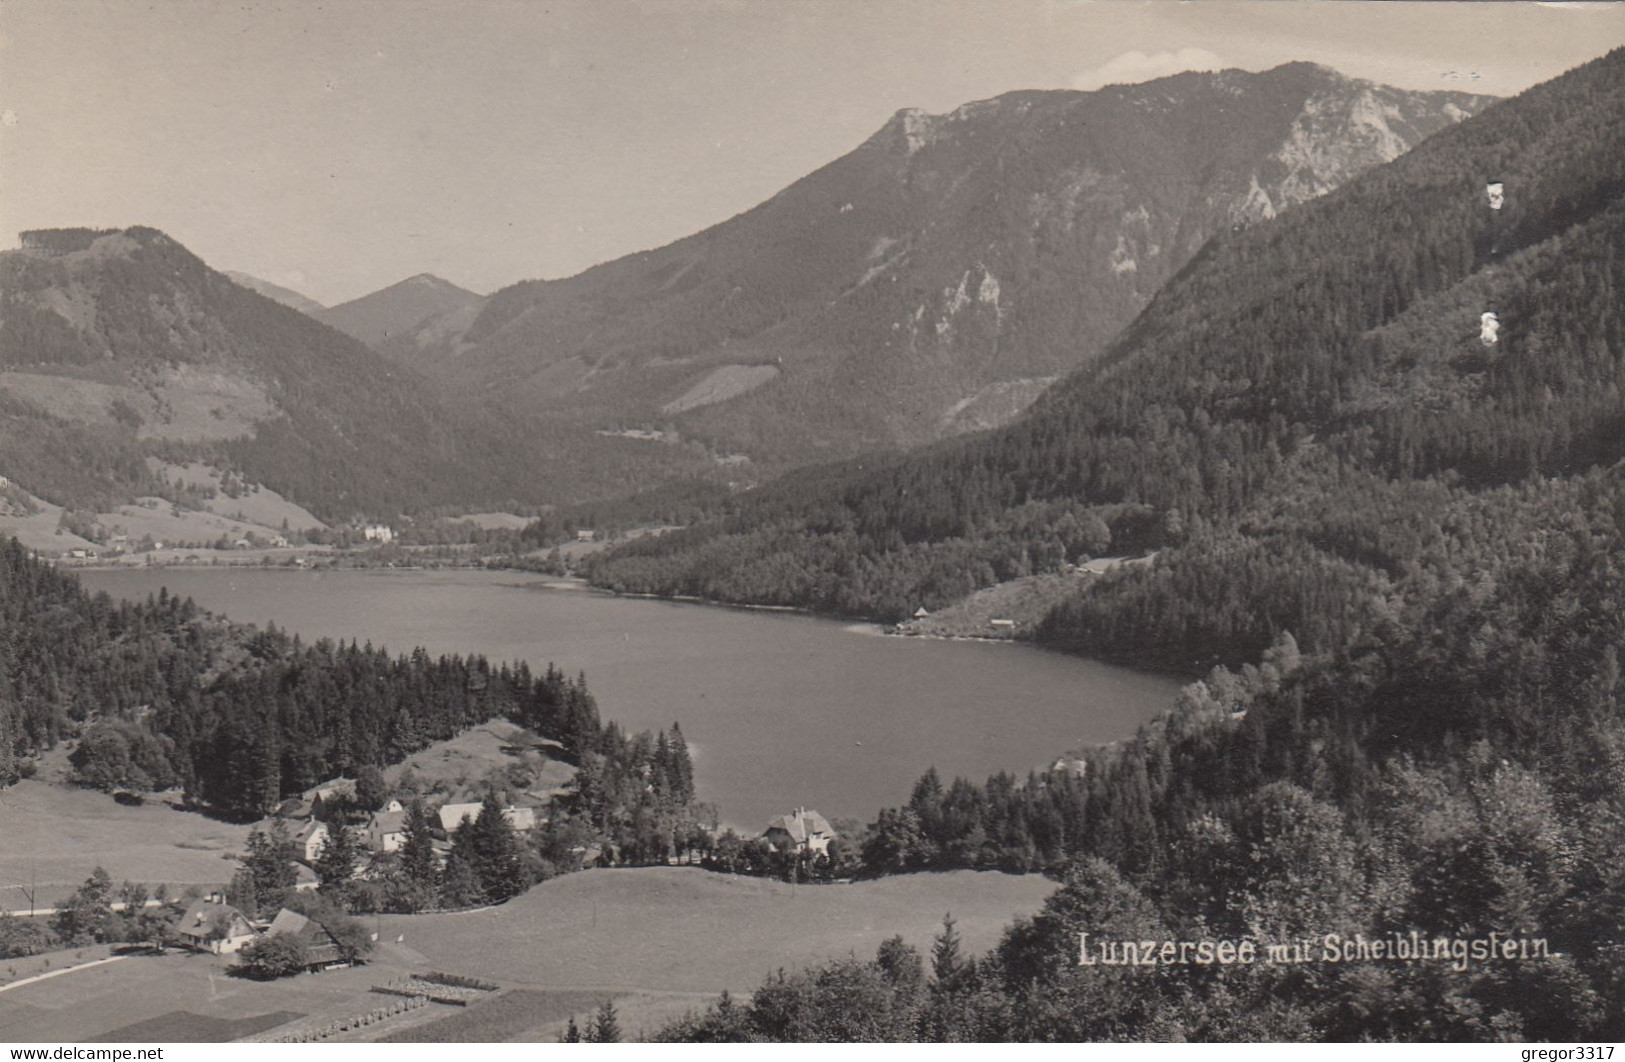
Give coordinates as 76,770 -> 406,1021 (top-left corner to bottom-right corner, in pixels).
2,1 -> 1621,304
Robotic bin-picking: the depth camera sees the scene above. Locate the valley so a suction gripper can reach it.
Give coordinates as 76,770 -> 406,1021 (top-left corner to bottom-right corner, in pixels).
2,6 -> 1622,1043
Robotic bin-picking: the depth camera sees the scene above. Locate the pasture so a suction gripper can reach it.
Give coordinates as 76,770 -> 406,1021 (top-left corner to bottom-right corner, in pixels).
0,781 -> 243,912
0,950 -> 398,1042
383,866 -> 1054,995
1,867 -> 1053,1041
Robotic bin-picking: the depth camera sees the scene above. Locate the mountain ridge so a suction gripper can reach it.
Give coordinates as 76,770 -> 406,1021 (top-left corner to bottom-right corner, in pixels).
426,62 -> 1492,471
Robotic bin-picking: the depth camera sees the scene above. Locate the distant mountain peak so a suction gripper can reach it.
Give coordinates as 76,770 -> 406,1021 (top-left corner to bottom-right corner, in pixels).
391,66 -> 1496,476
317,272 -> 484,350
224,271 -> 326,315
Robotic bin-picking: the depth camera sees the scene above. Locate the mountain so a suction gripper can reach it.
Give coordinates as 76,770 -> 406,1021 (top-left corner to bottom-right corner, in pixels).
223,271 -> 326,316
585,47 -> 1625,655
439,63 -> 1490,469
0,228 -> 552,519
318,273 -> 486,363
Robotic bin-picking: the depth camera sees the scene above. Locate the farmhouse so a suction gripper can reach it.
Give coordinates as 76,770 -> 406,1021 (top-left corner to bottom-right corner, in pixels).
763,807 -> 836,855
264,908 -> 349,971
367,808 -> 408,852
305,777 -> 355,802
361,524 -> 394,544
436,801 -> 537,834
292,820 -> 329,864
175,898 -> 257,954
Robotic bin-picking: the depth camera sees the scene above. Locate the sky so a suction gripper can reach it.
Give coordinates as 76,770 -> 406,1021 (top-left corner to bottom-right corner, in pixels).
1,1 -> 1621,305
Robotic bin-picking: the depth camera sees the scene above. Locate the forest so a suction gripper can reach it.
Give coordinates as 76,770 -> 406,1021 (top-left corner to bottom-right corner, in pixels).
635,50 -> 1625,1041
583,49 -> 1625,668
0,536 -> 700,863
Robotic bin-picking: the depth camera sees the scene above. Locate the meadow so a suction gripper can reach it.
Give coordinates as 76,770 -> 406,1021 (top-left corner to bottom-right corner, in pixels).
382,866 -> 1054,995
0,781 -> 243,912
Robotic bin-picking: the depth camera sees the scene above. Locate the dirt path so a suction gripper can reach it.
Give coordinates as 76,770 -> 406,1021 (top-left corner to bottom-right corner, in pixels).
0,954 -> 127,994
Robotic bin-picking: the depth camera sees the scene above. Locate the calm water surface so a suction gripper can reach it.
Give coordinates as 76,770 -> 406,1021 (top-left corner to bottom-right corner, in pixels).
80,568 -> 1182,828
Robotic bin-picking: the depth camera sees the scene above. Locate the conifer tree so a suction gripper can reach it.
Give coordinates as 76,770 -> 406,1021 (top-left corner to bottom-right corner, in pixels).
588,999 -> 622,1043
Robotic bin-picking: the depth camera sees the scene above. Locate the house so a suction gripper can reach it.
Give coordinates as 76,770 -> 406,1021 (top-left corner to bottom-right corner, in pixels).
291,861 -> 320,892
436,801 -> 484,833
988,618 -> 1017,630
292,820 -> 329,864
367,808 -> 408,852
361,524 -> 394,544
305,777 -> 354,802
380,797 -> 404,813
575,529 -> 596,542
276,797 -> 314,820
913,606 -> 930,619
435,801 -> 535,834
762,807 -> 836,855
263,908 -> 349,971
175,898 -> 257,954
270,535 -> 289,548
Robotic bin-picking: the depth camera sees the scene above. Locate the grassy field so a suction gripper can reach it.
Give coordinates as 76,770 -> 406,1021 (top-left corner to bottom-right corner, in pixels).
373,988 -> 617,1042
0,781 -> 244,911
1,867 -> 1052,1042
0,950 -> 398,1042
384,720 -> 575,803
382,866 -> 1054,996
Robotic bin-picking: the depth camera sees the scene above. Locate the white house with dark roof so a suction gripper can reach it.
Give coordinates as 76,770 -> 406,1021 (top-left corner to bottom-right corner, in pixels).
763,807 -> 836,855
175,898 -> 257,954
292,819 -> 329,864
367,808 -> 408,852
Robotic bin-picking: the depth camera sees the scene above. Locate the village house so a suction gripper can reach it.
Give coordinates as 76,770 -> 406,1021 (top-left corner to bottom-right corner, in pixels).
366,808 -> 408,852
291,862 -> 319,892
175,898 -> 257,954
361,524 -> 394,544
435,801 -> 537,834
762,807 -> 836,855
263,908 -> 349,971
304,777 -> 354,802
575,529 -> 596,542
292,820 -> 329,864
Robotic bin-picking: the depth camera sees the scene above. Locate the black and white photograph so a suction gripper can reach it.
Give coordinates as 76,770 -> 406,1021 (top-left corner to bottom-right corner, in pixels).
1,0 -> 1623,1047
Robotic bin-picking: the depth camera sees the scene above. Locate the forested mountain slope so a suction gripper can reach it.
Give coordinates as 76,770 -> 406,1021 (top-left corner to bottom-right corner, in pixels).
650,51 -> 1625,1043
439,64 -> 1487,468
587,47 -> 1625,670
0,228 -> 702,519
222,271 -> 326,316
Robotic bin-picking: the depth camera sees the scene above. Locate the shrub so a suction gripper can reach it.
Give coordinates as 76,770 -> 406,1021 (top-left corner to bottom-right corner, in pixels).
238,932 -> 307,979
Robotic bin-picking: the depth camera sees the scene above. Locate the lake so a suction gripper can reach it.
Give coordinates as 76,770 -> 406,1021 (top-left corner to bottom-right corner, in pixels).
79,567 -> 1183,829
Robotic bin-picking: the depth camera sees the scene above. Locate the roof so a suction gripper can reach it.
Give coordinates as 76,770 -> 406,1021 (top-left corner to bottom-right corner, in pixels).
176,899 -> 250,940
369,809 -> 408,834
266,908 -> 310,936
293,820 -> 328,843
437,802 -> 484,832
292,862 -> 319,885
266,908 -> 345,963
763,808 -> 835,843
304,777 -> 355,798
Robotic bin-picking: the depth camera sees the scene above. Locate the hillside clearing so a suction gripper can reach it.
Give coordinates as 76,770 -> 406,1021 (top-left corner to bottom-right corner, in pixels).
0,781 -> 243,911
